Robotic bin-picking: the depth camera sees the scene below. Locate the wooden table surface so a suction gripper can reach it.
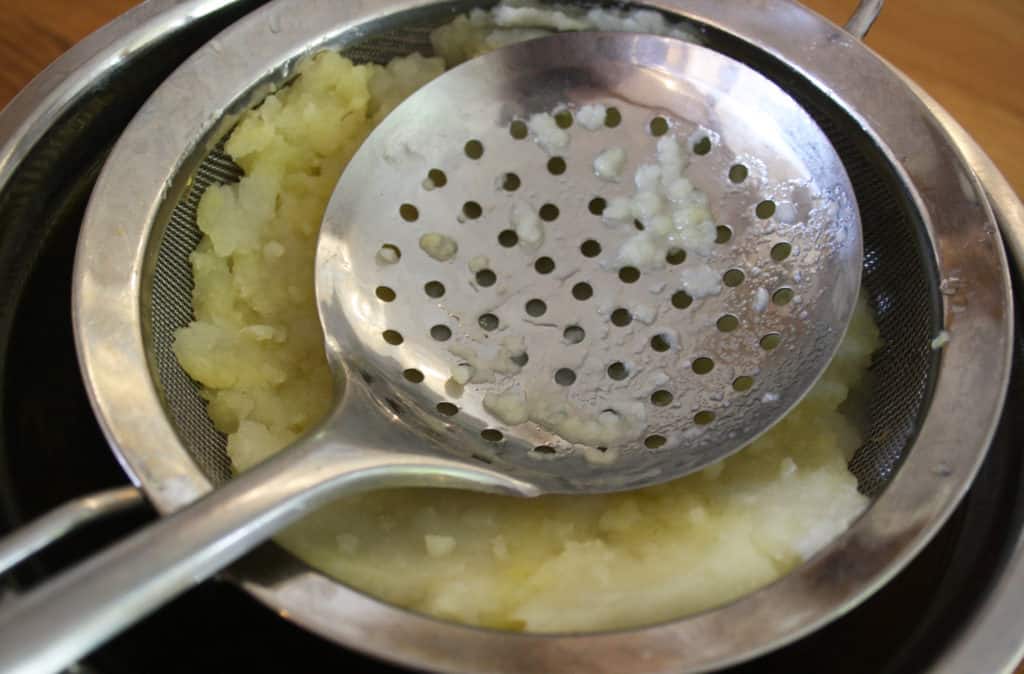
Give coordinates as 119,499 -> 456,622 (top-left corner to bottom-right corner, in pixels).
1,0 -> 1022,671
3,0 -> 1022,196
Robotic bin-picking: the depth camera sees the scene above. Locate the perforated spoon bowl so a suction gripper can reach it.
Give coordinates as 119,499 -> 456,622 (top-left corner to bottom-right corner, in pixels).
320,31 -> 861,492
0,32 -> 859,674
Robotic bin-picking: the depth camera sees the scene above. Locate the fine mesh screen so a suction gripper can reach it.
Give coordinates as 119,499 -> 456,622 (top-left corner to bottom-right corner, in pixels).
147,17 -> 938,497
807,109 -> 935,496
151,145 -> 244,484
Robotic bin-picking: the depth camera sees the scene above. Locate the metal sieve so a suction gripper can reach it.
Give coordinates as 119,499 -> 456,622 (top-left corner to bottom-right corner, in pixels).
0,0 -> 1013,673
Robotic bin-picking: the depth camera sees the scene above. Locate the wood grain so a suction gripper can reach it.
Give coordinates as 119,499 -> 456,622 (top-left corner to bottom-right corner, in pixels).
806,0 -> 1024,197
0,0 -> 138,106
1,0 -> 1021,196
0,1 -> 1021,671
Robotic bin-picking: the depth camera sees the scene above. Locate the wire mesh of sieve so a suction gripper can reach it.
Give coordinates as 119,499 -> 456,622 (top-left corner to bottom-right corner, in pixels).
147,21 -> 937,497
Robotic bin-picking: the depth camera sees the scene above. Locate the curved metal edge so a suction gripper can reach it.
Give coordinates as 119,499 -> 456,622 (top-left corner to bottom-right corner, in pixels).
844,0 -> 885,40
71,0 -> 1015,673
930,531 -> 1024,674
0,487 -> 145,577
897,78 -> 1024,674
0,0 -> 251,192
907,81 -> 1024,285
0,0 -> 263,506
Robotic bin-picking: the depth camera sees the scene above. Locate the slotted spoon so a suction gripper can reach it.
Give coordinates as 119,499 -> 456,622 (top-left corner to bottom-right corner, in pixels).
0,32 -> 859,674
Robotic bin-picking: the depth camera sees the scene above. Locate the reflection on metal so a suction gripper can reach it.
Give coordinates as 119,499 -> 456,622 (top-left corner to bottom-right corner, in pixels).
0,487 -> 145,577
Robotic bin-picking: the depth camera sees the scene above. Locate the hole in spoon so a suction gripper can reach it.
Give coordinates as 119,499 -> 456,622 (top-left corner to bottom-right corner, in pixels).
564,326 -> 585,344
607,362 -> 629,380
773,288 -> 794,306
650,334 -> 672,352
555,368 -> 577,386
756,200 -> 776,219
611,309 -> 632,327
694,411 -> 715,425
479,314 -> 500,331
717,315 -> 739,332
733,376 -> 754,392
572,282 -> 593,300
692,137 -> 712,155
475,269 -> 496,287
581,239 -> 602,257
525,299 -> 547,317
618,267 -> 640,284
535,257 -> 555,274
465,139 -> 484,159
723,269 -> 745,287
399,203 -> 419,222
427,168 -> 447,188
651,390 -> 673,406
771,242 -> 792,261
692,357 -> 714,375
509,120 -> 528,139
498,230 -> 518,247
481,429 -> 504,442
539,204 -> 559,221
671,291 -> 693,309
649,116 -> 669,136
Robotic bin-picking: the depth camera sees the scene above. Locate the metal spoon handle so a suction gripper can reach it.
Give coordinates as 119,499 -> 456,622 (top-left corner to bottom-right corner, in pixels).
0,425 -> 530,674
845,0 -> 884,40
0,487 -> 146,576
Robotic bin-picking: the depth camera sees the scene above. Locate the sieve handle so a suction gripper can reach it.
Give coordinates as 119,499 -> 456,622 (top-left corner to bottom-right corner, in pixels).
0,400 -> 535,674
0,487 -> 146,578
844,0 -> 884,40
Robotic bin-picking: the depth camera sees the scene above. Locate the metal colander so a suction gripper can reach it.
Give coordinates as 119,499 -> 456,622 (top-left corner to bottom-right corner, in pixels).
70,0 -> 1012,672
151,15 -> 932,498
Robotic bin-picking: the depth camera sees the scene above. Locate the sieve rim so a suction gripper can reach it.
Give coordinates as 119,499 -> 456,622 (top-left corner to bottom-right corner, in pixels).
72,0 -> 1013,672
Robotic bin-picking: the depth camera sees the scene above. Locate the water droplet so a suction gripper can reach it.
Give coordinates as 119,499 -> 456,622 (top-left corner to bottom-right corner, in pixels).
932,462 -> 953,477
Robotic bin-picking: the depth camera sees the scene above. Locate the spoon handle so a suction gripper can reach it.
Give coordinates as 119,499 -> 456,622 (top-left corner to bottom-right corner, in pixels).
0,423 -> 531,674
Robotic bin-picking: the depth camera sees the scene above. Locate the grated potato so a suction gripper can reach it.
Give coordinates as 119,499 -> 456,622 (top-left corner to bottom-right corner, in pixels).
173,6 -> 881,633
